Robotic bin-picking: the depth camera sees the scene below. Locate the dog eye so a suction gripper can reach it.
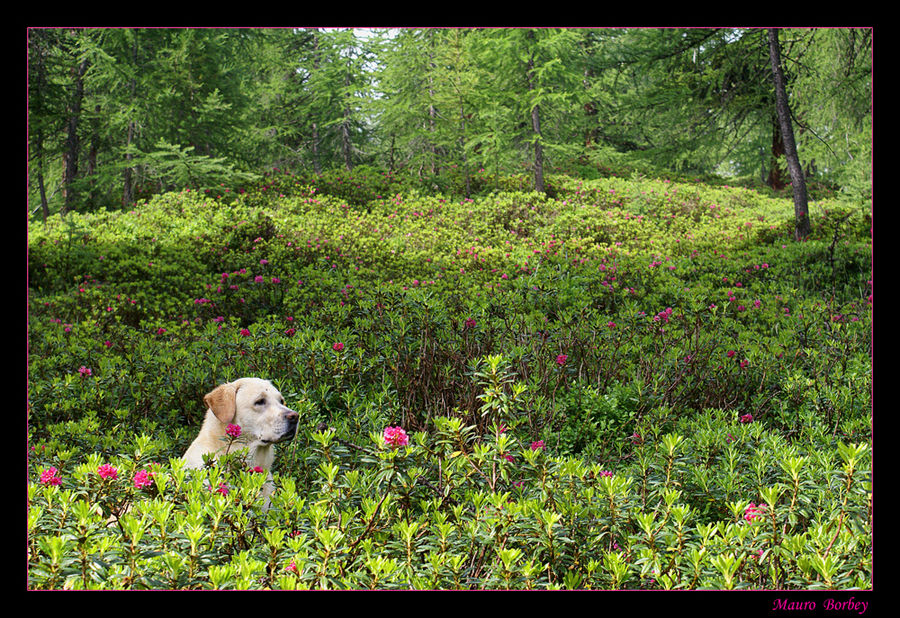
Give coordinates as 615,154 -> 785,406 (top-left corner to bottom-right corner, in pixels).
255,398 -> 266,406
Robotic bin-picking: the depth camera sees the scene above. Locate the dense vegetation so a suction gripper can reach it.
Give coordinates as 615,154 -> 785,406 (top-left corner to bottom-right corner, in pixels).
27,167 -> 871,590
27,27 -> 872,592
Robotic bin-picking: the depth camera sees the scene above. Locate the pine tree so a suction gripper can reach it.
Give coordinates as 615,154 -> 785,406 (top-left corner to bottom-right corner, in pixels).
767,28 -> 810,240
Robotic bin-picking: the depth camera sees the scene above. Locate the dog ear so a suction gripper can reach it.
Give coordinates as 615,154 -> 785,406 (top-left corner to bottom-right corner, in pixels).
204,383 -> 237,424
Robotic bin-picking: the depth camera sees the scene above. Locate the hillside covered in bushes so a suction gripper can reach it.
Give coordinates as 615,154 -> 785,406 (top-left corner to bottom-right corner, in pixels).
27,168 -> 872,590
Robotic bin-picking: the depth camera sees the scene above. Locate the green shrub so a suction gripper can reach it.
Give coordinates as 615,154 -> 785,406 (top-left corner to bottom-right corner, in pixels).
27,412 -> 871,589
27,169 -> 872,590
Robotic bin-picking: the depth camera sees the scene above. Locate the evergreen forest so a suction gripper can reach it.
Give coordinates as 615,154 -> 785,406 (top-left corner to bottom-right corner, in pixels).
27,27 -> 874,594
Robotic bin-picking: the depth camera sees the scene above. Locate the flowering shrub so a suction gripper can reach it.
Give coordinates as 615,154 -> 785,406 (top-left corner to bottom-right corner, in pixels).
27,169 -> 872,590
26,413 -> 871,590
382,426 -> 409,449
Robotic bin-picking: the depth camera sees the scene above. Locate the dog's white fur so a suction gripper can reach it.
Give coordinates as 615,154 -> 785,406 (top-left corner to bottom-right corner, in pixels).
183,377 -> 298,506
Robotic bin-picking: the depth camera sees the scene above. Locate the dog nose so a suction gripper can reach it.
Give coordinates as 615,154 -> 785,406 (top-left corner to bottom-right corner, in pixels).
285,408 -> 299,422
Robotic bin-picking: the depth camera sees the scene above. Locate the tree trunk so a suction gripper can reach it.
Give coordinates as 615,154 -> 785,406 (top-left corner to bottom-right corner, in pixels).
526,41 -> 544,194
33,136 -> 50,221
428,63 -> 437,175
767,28 -> 811,240
459,106 -> 471,198
388,135 -> 396,174
37,169 -> 49,223
341,72 -> 353,171
311,30 -> 322,175
28,30 -> 51,221
428,103 -> 437,176
426,31 -> 439,176
87,104 -> 101,206
767,115 -> 786,190
123,120 -> 135,207
531,103 -> 544,194
311,122 -> 321,174
123,36 -> 138,208
583,61 -> 599,149
62,57 -> 89,214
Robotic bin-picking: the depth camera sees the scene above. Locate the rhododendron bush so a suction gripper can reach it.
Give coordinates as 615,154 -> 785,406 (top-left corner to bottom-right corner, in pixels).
27,169 -> 872,590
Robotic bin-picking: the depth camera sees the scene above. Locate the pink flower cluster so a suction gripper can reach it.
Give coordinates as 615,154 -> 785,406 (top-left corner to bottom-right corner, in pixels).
39,466 -> 62,486
744,502 -> 766,522
383,426 -> 409,448
133,468 -> 155,490
556,354 -> 568,366
226,424 -> 242,438
333,342 -> 344,352
530,440 -> 545,451
653,307 -> 674,324
97,464 -> 118,480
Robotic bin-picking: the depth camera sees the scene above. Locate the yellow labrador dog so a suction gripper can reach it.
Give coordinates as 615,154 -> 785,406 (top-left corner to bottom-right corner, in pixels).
183,378 -> 299,507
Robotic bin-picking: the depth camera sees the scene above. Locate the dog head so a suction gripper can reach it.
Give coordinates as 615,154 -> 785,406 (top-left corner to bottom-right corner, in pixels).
204,378 -> 299,446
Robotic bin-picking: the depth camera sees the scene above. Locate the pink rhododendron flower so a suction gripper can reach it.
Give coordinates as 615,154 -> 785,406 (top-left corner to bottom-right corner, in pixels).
133,468 -> 154,489
556,354 -> 568,366
740,413 -> 754,424
531,440 -> 545,451
383,426 -> 409,448
98,464 -> 118,480
39,466 -> 61,486
78,365 -> 92,377
226,424 -> 242,438
653,307 -> 674,324
744,502 -> 766,522
333,342 -> 344,352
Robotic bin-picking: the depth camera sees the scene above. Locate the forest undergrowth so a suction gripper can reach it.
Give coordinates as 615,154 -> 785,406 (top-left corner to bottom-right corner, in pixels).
27,168 -> 873,590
